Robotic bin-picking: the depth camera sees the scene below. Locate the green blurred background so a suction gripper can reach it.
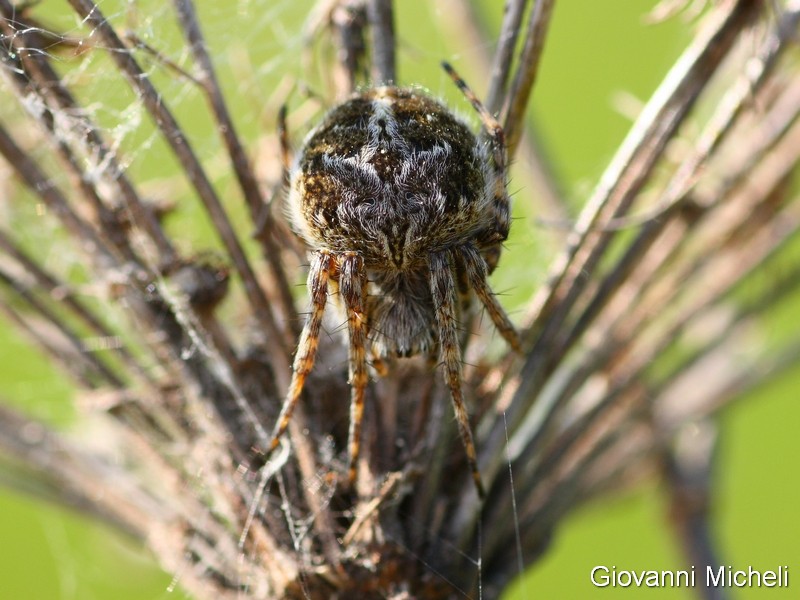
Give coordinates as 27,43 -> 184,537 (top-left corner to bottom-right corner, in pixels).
1,1 -> 798,598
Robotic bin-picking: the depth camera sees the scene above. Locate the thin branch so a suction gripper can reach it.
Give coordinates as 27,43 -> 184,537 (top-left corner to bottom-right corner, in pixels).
367,0 -> 396,84
503,0 -> 556,158
518,195 -> 800,518
0,118 -> 269,455
484,0 -> 528,116
0,122 -> 119,270
552,18 -> 796,372
443,0 -> 567,236
172,0 -> 299,339
0,266 -> 125,388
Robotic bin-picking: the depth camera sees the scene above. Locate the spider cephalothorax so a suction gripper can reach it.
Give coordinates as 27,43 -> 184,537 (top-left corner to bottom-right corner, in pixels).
272,66 -> 520,497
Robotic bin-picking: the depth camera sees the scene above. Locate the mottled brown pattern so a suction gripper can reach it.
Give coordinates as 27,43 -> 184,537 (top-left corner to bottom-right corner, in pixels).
292,87 -> 488,264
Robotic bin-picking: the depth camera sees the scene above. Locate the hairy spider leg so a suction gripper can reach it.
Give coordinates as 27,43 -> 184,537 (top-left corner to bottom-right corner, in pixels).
339,252 -> 369,486
442,63 -> 520,355
441,60 -> 507,182
460,244 -> 522,352
442,61 -> 511,270
430,250 -> 486,499
269,251 -> 332,453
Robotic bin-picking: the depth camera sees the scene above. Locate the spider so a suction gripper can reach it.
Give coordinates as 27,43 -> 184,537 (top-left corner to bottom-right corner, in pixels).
269,63 -> 521,498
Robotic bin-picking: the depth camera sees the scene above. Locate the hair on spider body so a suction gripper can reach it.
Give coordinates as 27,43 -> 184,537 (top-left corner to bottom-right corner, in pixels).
289,87 -> 496,264
274,71 -> 520,498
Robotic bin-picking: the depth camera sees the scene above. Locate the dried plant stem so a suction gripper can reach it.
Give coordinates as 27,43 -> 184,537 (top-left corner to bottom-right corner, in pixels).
67,0 -> 291,364
502,0 -> 556,158
367,0 -> 395,84
173,0 -> 299,337
504,0 -> 766,433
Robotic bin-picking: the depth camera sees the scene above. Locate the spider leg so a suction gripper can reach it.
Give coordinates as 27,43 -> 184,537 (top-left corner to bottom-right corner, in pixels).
442,60 -> 507,179
339,252 -> 369,487
269,251 -> 332,453
430,250 -> 486,499
442,61 -> 504,145
459,243 -> 521,353
442,61 -> 510,269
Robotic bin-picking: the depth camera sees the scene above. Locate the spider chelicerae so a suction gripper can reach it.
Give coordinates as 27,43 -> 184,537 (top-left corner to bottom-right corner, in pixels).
269,64 -> 521,498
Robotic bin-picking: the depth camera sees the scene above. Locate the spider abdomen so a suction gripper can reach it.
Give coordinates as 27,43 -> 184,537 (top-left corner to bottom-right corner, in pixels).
288,86 -> 493,269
